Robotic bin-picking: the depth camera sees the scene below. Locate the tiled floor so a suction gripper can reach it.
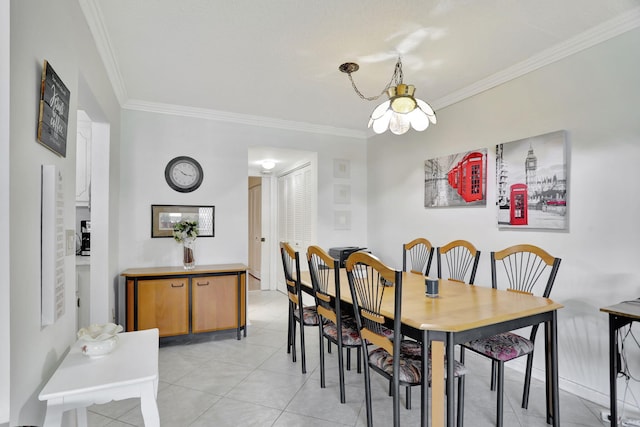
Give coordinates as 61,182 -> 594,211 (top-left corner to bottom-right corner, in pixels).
88,290 -> 610,426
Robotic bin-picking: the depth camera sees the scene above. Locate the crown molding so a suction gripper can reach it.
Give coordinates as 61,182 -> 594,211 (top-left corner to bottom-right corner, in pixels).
123,100 -> 367,139
79,0 -> 128,105
82,0 -> 639,135
432,7 -> 640,110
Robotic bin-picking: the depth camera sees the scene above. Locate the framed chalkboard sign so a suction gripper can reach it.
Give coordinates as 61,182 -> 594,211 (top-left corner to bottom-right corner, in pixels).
37,60 -> 70,157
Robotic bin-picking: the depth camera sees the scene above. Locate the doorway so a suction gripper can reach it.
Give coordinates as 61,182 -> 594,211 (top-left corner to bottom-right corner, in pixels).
75,110 -> 92,329
248,176 -> 262,291
77,74 -> 112,325
247,147 -> 317,292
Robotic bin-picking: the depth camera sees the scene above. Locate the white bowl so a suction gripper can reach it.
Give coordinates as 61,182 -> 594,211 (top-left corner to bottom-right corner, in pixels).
80,335 -> 119,358
77,323 -> 123,358
77,323 -> 123,341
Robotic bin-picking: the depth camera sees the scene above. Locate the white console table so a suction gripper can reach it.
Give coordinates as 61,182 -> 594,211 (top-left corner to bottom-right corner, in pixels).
39,328 -> 160,427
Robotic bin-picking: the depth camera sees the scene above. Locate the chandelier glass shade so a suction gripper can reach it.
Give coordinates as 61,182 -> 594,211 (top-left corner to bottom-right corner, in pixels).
340,58 -> 436,135
368,84 -> 437,135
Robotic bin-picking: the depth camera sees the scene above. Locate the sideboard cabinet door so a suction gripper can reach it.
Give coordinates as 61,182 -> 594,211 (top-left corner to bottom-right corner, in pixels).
192,274 -> 245,333
138,278 -> 189,337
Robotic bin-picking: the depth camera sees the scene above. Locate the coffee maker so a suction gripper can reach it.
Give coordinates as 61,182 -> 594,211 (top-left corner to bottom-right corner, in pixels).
80,220 -> 91,256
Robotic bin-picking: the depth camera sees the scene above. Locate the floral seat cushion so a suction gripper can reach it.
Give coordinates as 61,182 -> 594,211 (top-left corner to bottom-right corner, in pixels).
369,341 -> 423,384
369,340 -> 467,384
294,306 -> 320,326
323,320 -> 362,346
464,332 -> 534,362
426,357 -> 467,382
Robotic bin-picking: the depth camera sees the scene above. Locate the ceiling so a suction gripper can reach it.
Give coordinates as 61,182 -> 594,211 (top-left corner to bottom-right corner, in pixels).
83,0 -> 640,169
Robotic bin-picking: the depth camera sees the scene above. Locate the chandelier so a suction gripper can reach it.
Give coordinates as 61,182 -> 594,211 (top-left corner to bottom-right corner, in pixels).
339,57 -> 436,135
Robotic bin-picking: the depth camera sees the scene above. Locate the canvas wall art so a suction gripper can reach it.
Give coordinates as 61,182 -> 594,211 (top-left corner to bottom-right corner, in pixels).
424,148 -> 487,208
37,60 -> 70,157
496,130 -> 568,230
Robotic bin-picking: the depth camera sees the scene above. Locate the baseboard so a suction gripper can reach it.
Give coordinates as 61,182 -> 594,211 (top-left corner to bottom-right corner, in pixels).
506,358 -> 640,415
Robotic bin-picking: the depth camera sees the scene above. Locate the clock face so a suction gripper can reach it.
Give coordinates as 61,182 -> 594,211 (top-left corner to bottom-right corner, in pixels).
165,156 -> 203,192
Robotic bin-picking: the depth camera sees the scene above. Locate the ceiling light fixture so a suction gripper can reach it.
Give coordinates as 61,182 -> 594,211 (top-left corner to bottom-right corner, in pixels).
261,160 -> 276,170
339,57 -> 436,135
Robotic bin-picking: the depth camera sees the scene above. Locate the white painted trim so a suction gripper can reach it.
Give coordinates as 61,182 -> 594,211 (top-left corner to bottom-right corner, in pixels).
0,0 -> 10,422
89,122 -> 111,324
123,99 -> 367,139
504,354 -> 640,414
78,0 -> 128,105
432,7 -> 640,110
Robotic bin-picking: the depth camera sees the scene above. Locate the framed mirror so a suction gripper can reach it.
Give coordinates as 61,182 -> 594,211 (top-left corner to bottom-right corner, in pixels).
151,205 -> 215,238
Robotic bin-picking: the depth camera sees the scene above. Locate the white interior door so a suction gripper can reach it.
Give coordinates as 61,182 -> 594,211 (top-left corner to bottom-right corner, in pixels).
248,182 -> 262,279
277,163 -> 315,296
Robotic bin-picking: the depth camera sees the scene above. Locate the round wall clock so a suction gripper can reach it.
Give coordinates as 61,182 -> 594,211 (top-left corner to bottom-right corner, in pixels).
164,156 -> 204,193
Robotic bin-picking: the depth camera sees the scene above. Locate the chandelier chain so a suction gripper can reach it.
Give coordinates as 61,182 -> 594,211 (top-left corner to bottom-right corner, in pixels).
346,58 -> 404,101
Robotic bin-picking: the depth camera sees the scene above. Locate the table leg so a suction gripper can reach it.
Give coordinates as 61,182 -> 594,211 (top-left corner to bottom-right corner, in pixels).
609,314 -> 618,427
421,331 -> 429,427
140,381 -> 160,427
237,273 -> 242,340
546,310 -> 560,427
544,322 -> 551,424
42,403 -> 64,427
446,333 -> 455,427
76,406 -> 88,427
432,339 -> 445,427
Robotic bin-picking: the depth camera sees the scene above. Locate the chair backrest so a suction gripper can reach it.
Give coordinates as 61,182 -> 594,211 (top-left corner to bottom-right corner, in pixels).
345,251 -> 402,359
402,237 -> 434,276
491,244 -> 561,298
280,241 -> 302,305
307,245 -> 341,324
437,239 -> 481,284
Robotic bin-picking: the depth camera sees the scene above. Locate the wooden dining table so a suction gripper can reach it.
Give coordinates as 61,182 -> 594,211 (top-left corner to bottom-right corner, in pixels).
299,269 -> 563,427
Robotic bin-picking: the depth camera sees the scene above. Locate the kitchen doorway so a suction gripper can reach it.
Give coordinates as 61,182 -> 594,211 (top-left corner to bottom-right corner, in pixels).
77,74 -> 112,325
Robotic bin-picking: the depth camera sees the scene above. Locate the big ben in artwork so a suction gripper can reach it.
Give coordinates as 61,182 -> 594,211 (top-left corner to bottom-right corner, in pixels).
525,143 -> 537,188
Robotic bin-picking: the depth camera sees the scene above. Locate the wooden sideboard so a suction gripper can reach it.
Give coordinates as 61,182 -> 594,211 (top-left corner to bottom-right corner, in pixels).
121,264 -> 247,339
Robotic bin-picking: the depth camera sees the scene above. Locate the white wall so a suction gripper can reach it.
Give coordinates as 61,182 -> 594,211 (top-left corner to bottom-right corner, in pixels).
366,29 -> 640,408
0,1 -> 10,424
9,0 -> 120,424
118,109 -> 368,278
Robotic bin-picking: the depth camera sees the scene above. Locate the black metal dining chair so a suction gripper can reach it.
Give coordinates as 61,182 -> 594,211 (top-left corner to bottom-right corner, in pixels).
280,241 -> 319,374
402,237 -> 435,276
346,251 -> 466,427
460,244 -> 561,427
307,245 -> 362,403
436,239 -> 481,284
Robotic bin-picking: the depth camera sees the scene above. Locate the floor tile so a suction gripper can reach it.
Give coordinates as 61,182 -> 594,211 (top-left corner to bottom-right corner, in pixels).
100,290 -> 611,427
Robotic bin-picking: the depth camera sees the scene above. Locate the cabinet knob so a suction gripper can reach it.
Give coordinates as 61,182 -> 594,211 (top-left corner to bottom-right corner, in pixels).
171,283 -> 184,288
196,281 -> 210,287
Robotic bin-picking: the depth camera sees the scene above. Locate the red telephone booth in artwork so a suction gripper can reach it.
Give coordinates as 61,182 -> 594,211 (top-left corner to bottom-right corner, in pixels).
448,164 -> 460,189
458,152 -> 484,202
510,183 -> 528,225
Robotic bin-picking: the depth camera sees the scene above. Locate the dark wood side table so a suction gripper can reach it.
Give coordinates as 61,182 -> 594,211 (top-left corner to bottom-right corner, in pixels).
600,300 -> 640,426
